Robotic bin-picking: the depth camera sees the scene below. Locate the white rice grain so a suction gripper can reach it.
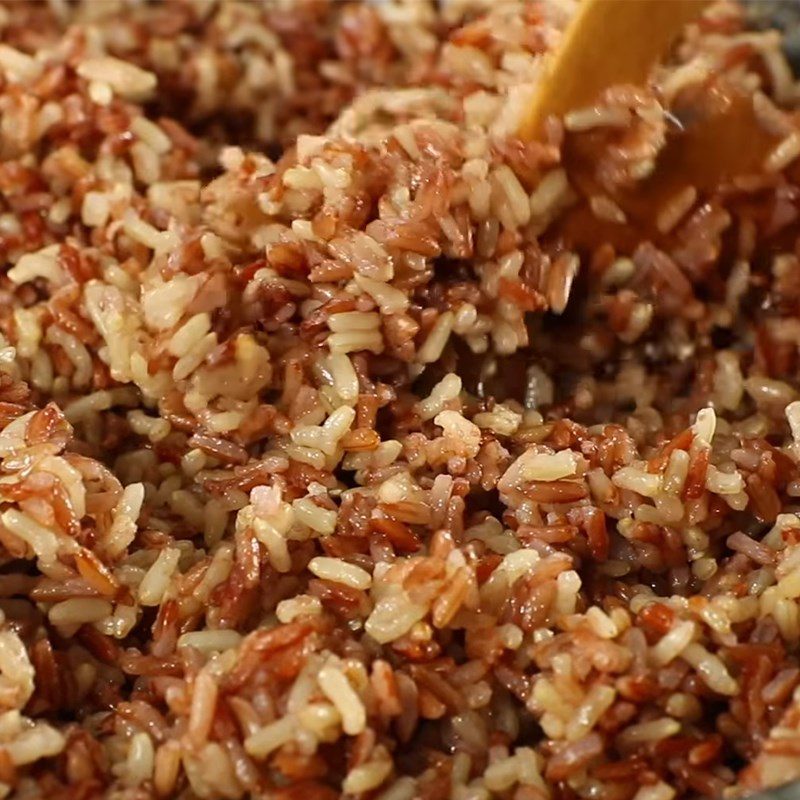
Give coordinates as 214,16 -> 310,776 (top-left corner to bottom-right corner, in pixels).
318,662 -> 366,735
681,643 -> 738,695
77,57 -> 157,100
177,630 -> 243,653
650,620 -> 697,667
138,547 -> 181,606
308,557 -> 372,590
49,598 -> 113,626
417,312 -> 454,363
276,595 -> 323,623
244,716 -> 297,759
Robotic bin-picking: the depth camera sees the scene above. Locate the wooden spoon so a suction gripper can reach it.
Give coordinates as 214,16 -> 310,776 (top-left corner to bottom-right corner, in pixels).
520,0 -> 782,246
519,0 -> 713,140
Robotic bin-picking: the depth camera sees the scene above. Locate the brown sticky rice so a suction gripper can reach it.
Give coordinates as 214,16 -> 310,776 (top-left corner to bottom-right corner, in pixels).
2,1 -> 800,799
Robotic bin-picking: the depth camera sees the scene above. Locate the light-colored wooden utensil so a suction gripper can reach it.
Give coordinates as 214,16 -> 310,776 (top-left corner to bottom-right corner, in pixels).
519,0 -> 712,140
520,0 -> 782,246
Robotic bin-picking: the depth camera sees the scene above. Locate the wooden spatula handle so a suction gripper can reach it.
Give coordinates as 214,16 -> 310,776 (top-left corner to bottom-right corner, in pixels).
519,0 -> 712,139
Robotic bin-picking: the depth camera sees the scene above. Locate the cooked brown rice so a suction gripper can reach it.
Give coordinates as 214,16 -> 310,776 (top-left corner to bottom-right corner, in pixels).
2,1 -> 800,798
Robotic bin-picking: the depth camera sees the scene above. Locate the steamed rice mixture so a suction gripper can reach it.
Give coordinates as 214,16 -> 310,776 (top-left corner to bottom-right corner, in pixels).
6,1 -> 800,798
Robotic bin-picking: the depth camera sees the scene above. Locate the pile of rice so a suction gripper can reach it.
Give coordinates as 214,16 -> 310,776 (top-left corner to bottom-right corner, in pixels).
3,1 -> 800,798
